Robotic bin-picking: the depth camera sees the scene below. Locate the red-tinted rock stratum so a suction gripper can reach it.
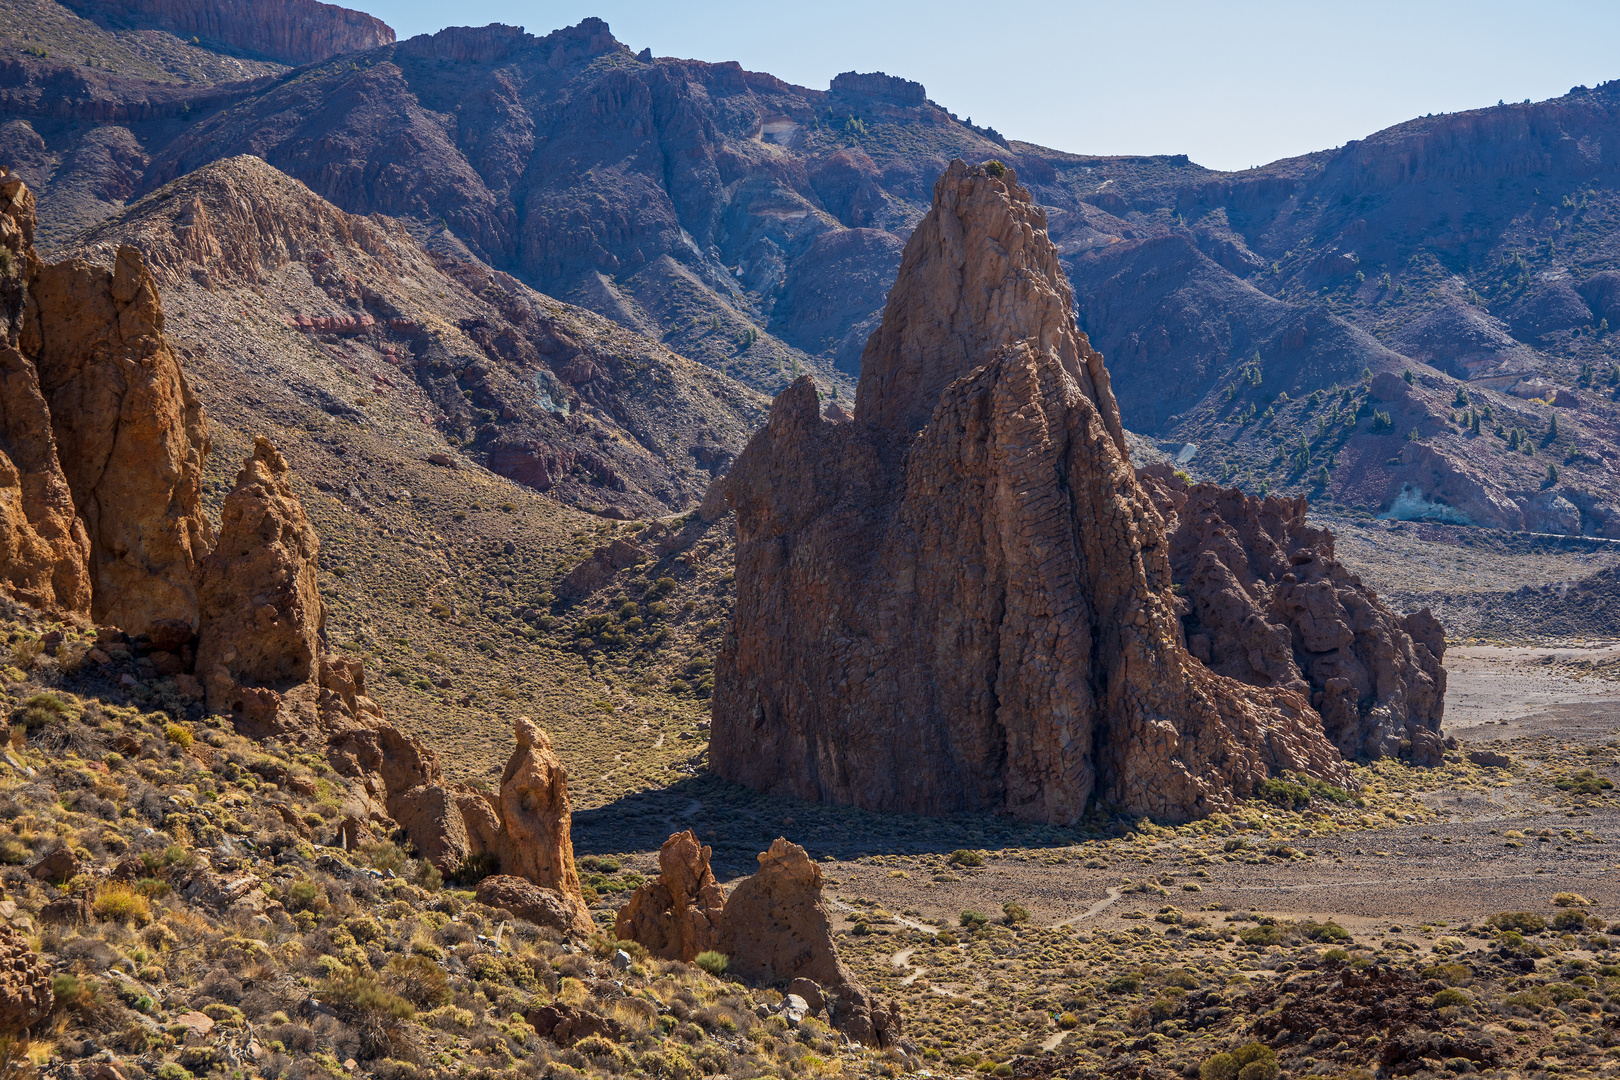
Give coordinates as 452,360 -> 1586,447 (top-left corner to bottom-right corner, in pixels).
712,160 -> 1444,823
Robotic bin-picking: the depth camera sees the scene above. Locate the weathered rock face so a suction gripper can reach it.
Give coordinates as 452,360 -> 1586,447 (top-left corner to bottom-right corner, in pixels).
613,830 -> 726,961
0,172 -> 93,619
854,160 -> 1126,454
495,719 -> 592,934
1136,465 -> 1447,763
713,161 -> 1355,824
717,839 -> 845,988
475,875 -> 592,938
0,924 -> 52,1033
194,437 -> 322,731
25,241 -> 211,639
64,0 -> 395,66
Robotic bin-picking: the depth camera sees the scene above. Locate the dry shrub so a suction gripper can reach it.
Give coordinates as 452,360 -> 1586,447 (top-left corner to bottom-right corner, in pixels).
92,883 -> 151,925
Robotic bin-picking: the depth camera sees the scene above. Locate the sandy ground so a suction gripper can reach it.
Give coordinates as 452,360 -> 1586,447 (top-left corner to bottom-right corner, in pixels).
1445,644 -> 1620,728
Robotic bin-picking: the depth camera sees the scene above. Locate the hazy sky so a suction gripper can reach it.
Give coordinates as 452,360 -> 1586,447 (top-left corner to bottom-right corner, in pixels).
358,1 -> 1620,172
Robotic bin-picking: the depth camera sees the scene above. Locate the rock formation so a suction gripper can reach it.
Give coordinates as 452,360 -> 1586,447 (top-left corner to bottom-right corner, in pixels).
1136,465 -> 1448,763
64,0 -> 395,66
193,437 -> 322,731
0,925 -> 52,1033
0,173 -> 93,619
615,836 -> 901,1048
613,830 -> 726,961
0,167 -> 208,636
475,875 -> 592,938
494,720 -> 590,918
713,161 -> 1361,824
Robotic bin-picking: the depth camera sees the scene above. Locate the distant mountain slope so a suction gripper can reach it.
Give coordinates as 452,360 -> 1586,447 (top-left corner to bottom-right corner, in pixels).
6,8 -> 1620,533
62,0 -> 394,66
72,154 -> 766,520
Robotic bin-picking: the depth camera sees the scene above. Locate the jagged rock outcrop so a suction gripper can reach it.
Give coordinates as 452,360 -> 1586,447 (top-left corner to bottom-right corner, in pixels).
0,924 -> 52,1033
476,875 -> 592,938
0,167 -> 208,635
616,836 -> 901,1048
1136,465 -> 1448,763
494,719 -> 591,927
0,172 -> 93,619
194,437 -> 321,731
613,830 -> 726,961
713,161 -> 1355,824
64,0 -> 395,66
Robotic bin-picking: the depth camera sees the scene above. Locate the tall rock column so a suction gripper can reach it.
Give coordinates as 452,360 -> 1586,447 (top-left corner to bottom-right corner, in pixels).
0,170 -> 92,619
194,436 -> 324,736
712,161 -> 1355,823
24,239 -> 211,638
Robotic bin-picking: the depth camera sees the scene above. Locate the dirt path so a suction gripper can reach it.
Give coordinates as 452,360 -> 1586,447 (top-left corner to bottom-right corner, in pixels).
1053,884 -> 1124,927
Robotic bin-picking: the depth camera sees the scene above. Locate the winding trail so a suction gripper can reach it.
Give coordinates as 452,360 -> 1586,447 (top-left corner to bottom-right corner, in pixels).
1053,885 -> 1125,927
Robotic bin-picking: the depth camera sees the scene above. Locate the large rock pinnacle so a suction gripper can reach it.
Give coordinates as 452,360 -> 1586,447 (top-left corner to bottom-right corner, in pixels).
711,159 -> 1368,823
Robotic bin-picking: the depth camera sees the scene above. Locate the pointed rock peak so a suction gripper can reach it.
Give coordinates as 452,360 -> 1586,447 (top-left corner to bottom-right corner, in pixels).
250,434 -> 290,474
854,158 -> 1127,454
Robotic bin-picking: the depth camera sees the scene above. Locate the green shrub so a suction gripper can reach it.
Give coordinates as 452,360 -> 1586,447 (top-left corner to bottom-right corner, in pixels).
1002,903 -> 1030,925
947,849 -> 985,868
1554,770 -> 1612,794
323,972 -> 414,1019
1105,974 -> 1141,994
18,693 -> 69,730
1489,911 -> 1546,933
1239,922 -> 1285,947
1431,988 -> 1470,1009
164,723 -> 193,748
983,160 -> 1007,179
694,951 -> 728,977
959,910 -> 989,929
1200,1053 -> 1238,1080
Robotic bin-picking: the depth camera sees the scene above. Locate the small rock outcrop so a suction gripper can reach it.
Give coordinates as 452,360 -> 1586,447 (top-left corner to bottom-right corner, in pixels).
1136,465 -> 1448,762
616,836 -> 901,1048
613,830 -> 726,961
194,437 -> 322,733
494,719 -> 591,921
0,924 -> 51,1033
476,875 -> 592,938
713,161 -> 1356,824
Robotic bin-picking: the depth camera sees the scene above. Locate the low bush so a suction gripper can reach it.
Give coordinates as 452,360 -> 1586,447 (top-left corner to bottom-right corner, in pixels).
694,951 -> 728,977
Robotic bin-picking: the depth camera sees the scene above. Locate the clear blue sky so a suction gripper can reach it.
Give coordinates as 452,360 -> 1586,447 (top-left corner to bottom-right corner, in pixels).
357,0 -> 1620,172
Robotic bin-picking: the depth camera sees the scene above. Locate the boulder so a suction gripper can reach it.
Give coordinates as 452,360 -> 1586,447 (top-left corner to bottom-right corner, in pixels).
475,875 -> 593,938
493,718 -> 593,933
523,1003 -> 624,1047
27,845 -> 79,883
194,437 -> 322,736
0,924 -> 52,1033
712,161 -> 1351,823
613,829 -> 726,961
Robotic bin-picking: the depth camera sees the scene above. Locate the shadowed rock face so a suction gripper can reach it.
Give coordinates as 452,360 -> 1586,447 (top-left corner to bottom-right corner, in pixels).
711,160 -> 1386,824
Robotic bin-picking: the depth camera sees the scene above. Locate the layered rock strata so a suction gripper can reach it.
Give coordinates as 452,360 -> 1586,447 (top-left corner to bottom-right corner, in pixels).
1136,465 -> 1448,763
65,0 -> 395,66
713,160 -> 1439,822
616,836 -> 901,1048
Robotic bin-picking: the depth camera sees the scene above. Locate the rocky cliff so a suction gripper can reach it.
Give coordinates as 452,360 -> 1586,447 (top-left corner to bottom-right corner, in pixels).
64,0 -> 394,66
712,161 -> 1368,823
0,166 -> 209,637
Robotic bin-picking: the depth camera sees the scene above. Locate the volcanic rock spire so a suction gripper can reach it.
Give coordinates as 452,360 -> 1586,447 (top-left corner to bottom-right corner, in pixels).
711,160 -> 1355,822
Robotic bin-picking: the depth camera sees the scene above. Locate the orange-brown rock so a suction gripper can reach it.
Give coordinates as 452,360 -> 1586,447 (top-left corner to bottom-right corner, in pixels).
713,839 -> 901,1048
0,171 -> 92,619
194,437 -> 323,733
712,160 -> 1355,823
1136,464 -> 1447,763
476,875 -> 593,938
0,924 -> 52,1034
25,242 -> 211,638
493,718 -> 592,935
612,830 -> 726,961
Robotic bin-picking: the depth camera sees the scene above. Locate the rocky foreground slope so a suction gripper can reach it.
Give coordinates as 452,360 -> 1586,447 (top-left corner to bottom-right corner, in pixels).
712,161 -> 1447,823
